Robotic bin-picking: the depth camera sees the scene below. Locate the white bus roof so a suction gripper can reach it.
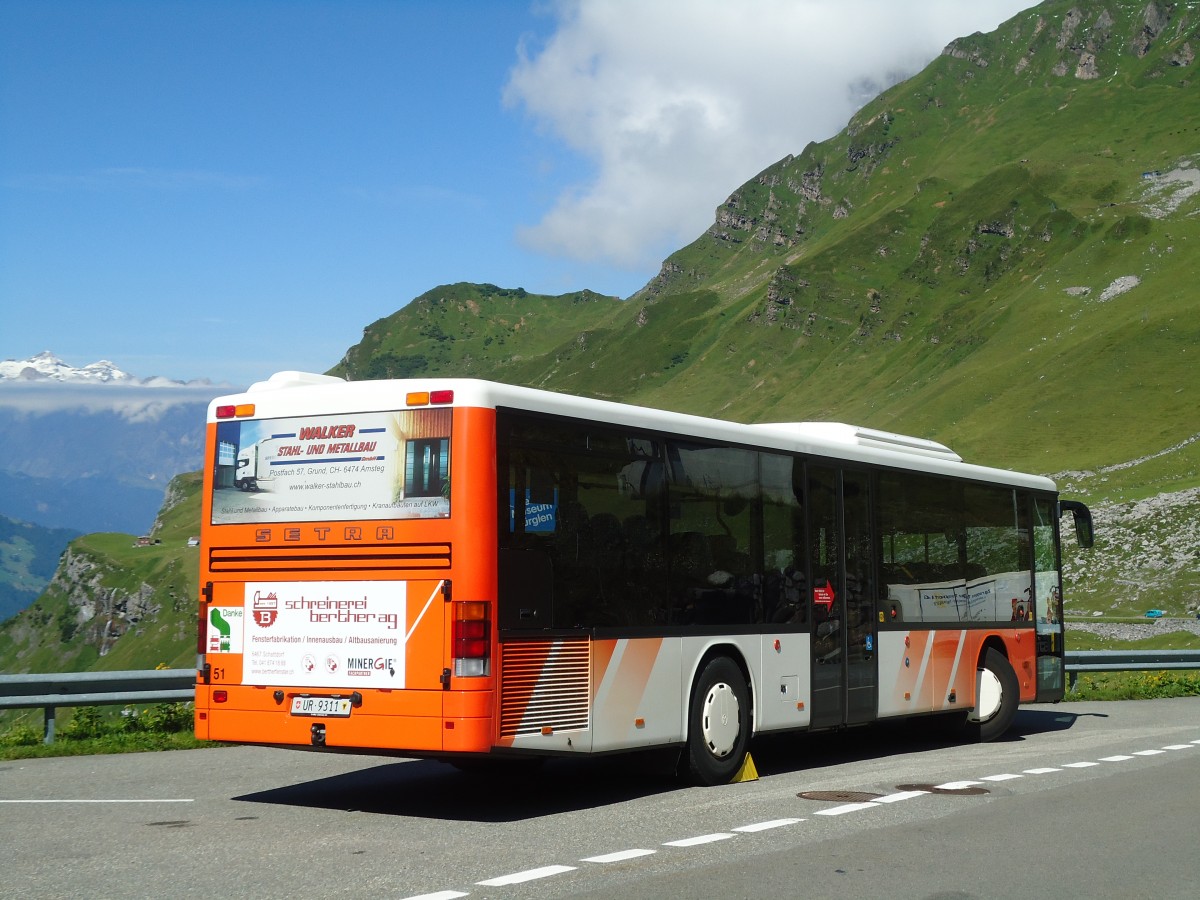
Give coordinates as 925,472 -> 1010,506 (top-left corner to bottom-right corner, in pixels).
212,373 -> 1056,492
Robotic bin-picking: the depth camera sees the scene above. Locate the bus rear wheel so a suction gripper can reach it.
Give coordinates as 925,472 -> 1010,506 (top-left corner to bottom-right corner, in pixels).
968,648 -> 1018,742
684,656 -> 750,785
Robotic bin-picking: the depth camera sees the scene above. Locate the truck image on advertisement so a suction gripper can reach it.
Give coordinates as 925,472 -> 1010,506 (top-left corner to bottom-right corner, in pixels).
234,437 -> 284,491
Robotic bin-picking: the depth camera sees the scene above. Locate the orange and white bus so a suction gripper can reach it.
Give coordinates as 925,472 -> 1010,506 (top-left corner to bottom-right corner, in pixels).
194,372 -> 1093,784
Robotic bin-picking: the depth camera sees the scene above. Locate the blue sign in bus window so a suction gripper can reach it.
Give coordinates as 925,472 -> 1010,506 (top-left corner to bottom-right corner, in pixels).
509,489 -> 558,532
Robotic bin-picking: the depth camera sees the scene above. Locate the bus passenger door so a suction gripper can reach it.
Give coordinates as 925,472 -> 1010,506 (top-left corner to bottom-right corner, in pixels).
808,467 -> 878,729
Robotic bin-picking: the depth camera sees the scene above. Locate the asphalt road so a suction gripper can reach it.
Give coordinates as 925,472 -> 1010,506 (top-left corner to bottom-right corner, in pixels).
2,698 -> 1199,899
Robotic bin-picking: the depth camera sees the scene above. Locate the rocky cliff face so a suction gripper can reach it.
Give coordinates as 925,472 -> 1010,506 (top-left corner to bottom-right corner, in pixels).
50,548 -> 161,653
0,473 -> 201,673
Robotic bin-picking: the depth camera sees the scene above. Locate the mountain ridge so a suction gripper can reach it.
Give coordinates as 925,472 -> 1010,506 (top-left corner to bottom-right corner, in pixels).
0,350 -> 224,387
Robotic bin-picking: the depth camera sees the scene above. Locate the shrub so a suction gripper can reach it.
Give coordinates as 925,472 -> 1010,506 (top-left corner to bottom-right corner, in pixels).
139,702 -> 192,733
0,722 -> 42,747
62,706 -> 108,740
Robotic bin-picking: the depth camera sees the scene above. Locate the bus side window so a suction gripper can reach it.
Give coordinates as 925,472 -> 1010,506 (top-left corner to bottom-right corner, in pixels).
498,458 -> 558,630
762,451 -> 806,626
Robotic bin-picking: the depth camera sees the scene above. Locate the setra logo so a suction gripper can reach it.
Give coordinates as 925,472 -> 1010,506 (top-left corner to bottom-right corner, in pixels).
252,590 -> 279,627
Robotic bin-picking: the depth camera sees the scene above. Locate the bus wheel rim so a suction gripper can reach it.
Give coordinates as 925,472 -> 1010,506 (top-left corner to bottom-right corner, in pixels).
701,682 -> 740,758
976,667 -> 1003,722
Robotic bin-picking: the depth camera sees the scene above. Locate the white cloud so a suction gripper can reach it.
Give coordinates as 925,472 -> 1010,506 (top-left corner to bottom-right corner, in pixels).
505,0 -> 1037,272
0,382 -> 229,420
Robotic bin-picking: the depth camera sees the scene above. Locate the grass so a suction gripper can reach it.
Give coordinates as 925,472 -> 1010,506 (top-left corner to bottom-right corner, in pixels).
0,702 -> 220,760
0,730 -> 215,760
1061,624 -> 1200,699
1066,671 -> 1200,701
1064,627 -> 1200,651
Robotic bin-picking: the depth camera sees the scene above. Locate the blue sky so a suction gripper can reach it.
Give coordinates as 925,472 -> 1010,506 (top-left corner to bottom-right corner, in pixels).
1,0 -> 1035,387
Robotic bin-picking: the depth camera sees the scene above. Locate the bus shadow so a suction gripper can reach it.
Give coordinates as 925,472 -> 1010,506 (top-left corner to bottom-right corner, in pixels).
1011,705 -> 1104,736
234,708 -> 1102,819
749,706 -> 1098,777
233,751 -> 681,822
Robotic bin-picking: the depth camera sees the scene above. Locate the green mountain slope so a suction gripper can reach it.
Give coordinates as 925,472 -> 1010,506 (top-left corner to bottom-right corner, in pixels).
0,517 -> 79,623
330,283 -> 625,384
0,474 -> 201,675
338,2 -> 1199,487
331,1 -> 1199,615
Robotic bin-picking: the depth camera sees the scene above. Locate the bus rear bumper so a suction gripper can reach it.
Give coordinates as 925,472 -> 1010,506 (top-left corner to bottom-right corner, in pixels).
194,685 -> 494,753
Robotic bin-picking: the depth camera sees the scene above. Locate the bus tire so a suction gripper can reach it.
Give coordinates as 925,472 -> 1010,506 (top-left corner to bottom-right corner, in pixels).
685,656 -> 750,785
968,648 -> 1018,742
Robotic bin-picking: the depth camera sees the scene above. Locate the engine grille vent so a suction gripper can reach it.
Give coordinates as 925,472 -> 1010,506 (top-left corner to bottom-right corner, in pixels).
208,542 -> 451,573
500,639 -> 591,738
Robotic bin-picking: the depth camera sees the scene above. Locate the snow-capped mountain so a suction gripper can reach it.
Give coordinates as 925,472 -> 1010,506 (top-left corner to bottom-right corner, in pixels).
0,351 -> 236,535
0,350 -> 213,386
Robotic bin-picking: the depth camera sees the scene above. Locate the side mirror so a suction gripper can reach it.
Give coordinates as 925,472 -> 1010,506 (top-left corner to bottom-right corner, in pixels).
1058,500 -> 1094,549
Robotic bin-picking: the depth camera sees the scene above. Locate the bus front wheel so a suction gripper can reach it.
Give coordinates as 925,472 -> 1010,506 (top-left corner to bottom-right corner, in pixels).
968,648 -> 1018,742
684,656 -> 750,785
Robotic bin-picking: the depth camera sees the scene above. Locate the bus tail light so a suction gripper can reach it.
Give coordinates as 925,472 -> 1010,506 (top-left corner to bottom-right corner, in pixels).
215,403 -> 255,419
452,601 -> 490,677
406,389 -> 454,407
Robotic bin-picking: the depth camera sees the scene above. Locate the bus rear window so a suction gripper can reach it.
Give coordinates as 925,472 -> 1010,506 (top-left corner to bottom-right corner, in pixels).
210,408 -> 451,524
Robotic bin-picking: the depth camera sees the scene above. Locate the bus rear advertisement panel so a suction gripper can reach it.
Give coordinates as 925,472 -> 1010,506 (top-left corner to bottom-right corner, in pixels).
205,580 -> 418,689
212,408 -> 450,524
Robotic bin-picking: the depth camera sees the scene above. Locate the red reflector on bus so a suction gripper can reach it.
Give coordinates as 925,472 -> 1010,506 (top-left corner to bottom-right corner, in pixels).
213,690 -> 228,703
430,390 -> 454,404
216,404 -> 255,419
453,621 -> 489,659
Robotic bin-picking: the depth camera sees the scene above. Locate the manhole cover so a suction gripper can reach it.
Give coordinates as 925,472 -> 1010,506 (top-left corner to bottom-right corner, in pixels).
895,782 -> 990,796
798,790 -> 883,802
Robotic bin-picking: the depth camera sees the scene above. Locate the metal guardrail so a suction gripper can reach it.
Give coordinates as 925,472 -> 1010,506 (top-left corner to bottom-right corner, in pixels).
1064,649 -> 1200,691
0,668 -> 194,743
3,654 -> 1197,744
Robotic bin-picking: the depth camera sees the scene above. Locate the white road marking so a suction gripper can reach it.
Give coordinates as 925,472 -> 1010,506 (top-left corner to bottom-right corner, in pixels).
1061,761 -> 1099,768
1100,755 -> 1135,762
814,802 -> 878,816
733,818 -> 804,832
581,849 -> 656,863
400,892 -> 468,900
663,833 -> 734,847
476,865 -> 576,886
980,773 -> 1022,782
1023,767 -> 1061,774
1133,749 -> 1165,756
873,790 -> 929,803
0,799 -> 193,804
1162,744 -> 1193,750
936,781 -> 983,790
